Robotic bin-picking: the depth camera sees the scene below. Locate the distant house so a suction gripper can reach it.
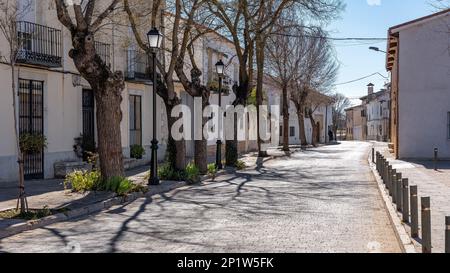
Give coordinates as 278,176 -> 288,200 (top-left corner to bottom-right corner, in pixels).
345,105 -> 366,141
360,83 -> 391,142
387,9 -> 450,159
265,85 -> 334,146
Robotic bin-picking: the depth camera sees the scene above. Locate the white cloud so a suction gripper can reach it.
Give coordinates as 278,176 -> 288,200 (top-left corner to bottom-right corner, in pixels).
367,0 -> 381,6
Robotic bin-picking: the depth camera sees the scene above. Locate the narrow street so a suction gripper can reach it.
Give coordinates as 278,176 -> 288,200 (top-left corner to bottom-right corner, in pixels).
0,142 -> 401,253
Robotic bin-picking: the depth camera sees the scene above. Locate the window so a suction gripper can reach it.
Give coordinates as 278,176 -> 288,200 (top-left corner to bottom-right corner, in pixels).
280,126 -> 283,137
290,127 -> 295,137
129,95 -> 142,146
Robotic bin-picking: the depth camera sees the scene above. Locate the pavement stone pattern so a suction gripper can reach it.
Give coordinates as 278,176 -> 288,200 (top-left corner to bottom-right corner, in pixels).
374,142 -> 450,253
0,142 -> 401,253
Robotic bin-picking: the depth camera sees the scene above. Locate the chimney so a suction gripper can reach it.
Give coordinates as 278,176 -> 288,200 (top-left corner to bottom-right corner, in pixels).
367,83 -> 374,95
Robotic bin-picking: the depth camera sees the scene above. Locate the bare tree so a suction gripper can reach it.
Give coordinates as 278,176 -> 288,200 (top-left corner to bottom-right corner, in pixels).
173,0 -> 225,174
429,0 -> 450,10
0,0 -> 32,213
124,0 -> 217,172
331,93 -> 350,140
266,21 -> 304,151
290,27 -> 338,147
54,0 -> 125,180
208,0 -> 256,166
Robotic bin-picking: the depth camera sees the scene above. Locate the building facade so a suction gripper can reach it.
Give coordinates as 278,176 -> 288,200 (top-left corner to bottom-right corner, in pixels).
360,84 -> 391,142
266,85 -> 334,146
387,9 -> 450,159
345,105 -> 366,141
0,0 -> 253,182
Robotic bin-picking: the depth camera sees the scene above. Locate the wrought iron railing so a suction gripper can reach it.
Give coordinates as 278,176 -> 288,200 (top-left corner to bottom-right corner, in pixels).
16,21 -> 62,67
94,41 -> 111,67
125,50 -> 151,81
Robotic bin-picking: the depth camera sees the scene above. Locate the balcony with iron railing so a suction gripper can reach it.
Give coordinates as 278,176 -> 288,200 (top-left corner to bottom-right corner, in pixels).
16,21 -> 62,67
125,50 -> 151,82
208,72 -> 234,95
94,41 -> 111,67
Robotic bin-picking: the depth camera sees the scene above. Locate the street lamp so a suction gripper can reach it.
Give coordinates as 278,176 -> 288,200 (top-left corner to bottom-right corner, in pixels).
215,60 -> 225,170
147,27 -> 163,186
369,46 -> 387,54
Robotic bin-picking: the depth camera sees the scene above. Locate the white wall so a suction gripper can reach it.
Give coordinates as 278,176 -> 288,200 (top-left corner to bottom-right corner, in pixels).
398,14 -> 450,159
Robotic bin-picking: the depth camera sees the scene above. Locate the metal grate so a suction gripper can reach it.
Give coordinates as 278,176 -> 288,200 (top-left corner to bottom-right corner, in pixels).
125,50 -> 151,81
95,41 -> 111,67
16,21 -> 62,67
129,95 -> 142,146
19,79 -> 44,180
82,89 -> 96,154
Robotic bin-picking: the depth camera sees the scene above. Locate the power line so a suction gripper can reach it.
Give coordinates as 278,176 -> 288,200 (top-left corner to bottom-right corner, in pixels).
271,32 -> 387,41
333,72 -> 388,86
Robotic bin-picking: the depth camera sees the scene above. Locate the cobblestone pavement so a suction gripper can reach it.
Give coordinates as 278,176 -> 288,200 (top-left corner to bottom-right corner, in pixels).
0,142 -> 400,253
374,142 -> 450,253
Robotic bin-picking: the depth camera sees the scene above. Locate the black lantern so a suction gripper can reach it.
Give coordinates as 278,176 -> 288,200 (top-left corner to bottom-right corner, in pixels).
147,27 -> 163,49
215,60 -> 225,76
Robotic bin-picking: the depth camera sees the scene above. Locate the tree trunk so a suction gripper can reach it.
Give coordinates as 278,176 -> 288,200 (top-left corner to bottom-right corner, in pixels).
226,83 -> 248,167
194,98 -> 209,174
256,38 -> 268,158
165,98 -> 186,171
309,112 -> 318,147
11,61 -> 27,213
282,86 -> 290,151
298,111 -> 308,146
68,31 -> 126,180
94,86 -> 124,180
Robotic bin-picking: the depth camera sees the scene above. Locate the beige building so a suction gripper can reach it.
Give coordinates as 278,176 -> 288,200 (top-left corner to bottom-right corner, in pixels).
0,0 -> 253,182
345,105 -> 366,141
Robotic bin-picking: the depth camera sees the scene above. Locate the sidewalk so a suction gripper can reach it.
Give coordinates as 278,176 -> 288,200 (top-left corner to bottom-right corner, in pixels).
373,142 -> 450,253
0,166 -> 150,230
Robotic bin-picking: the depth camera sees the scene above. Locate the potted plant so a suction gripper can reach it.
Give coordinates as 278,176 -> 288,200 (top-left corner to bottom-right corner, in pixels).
19,133 -> 48,155
130,144 -> 146,160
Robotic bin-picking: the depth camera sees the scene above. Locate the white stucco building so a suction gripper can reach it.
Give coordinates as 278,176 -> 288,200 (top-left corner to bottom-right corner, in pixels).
265,83 -> 334,146
387,9 -> 450,159
360,83 -> 390,142
0,0 -> 255,182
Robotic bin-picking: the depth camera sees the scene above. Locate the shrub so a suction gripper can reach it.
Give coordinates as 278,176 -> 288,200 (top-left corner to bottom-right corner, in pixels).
185,163 -> 200,184
235,160 -> 247,170
130,145 -> 145,159
101,176 -> 139,196
158,163 -> 186,181
207,163 -> 218,180
64,170 -> 101,193
19,133 -> 48,154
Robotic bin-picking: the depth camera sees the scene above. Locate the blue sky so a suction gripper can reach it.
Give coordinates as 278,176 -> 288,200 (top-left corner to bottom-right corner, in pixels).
330,0 -> 440,104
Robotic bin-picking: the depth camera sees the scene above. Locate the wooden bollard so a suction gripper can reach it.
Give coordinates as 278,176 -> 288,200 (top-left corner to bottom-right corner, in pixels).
396,173 -> 403,212
446,216 -> 450,253
421,197 -> 432,253
410,186 -> 419,238
402,179 -> 410,223
372,148 -> 375,163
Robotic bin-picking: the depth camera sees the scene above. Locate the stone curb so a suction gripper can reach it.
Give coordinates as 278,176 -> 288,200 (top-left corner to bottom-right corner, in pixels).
367,155 -> 417,254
